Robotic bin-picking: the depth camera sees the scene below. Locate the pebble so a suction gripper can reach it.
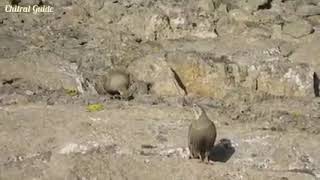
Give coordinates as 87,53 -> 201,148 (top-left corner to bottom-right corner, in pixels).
25,90 -> 34,96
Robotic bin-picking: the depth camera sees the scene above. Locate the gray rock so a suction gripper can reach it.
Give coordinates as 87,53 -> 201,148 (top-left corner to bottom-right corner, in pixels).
247,26 -> 272,38
18,0 -> 40,6
41,0 -> 72,7
253,10 -> 284,24
229,9 -> 255,22
129,80 -> 150,96
0,52 -> 80,91
216,16 -> 248,35
307,15 -> 320,26
282,20 -> 314,38
240,0 -> 271,12
289,34 -> 320,73
0,35 -> 26,58
296,5 -> 320,17
127,53 -> 186,97
0,93 -> 29,105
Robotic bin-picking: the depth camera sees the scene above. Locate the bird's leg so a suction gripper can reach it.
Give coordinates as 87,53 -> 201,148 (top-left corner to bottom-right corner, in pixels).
199,153 -> 205,163
204,152 -> 214,164
188,153 -> 194,159
204,152 -> 209,164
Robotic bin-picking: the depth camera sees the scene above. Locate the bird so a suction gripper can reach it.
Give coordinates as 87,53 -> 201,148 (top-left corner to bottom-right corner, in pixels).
188,104 -> 217,163
103,69 -> 130,99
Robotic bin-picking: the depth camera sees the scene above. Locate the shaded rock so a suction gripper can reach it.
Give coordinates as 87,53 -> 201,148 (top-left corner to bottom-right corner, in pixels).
246,26 -> 272,38
278,42 -> 297,57
229,9 -> 255,22
192,0 -> 216,15
164,48 -> 314,98
216,16 -> 248,36
90,1 -> 126,25
128,80 -> 150,96
0,52 -> 80,91
289,34 -> 320,73
307,15 -> 320,26
127,53 -> 186,96
117,11 -> 172,41
271,24 -> 299,42
240,0 -> 271,12
189,20 -> 218,39
0,93 -> 29,105
76,0 -> 105,17
41,0 -> 72,7
0,35 -> 27,58
0,1 -> 10,6
145,14 -> 172,40
18,0 -> 40,6
166,52 -> 240,98
282,20 -> 314,38
253,10 -> 284,25
251,62 -> 315,97
215,0 -> 240,11
296,5 -> 320,17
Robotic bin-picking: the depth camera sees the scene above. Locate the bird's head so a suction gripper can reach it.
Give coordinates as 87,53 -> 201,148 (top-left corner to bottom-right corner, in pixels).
192,103 -> 205,120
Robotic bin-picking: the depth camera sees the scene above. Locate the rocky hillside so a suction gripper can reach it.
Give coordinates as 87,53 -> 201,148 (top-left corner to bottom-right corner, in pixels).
0,0 -> 320,179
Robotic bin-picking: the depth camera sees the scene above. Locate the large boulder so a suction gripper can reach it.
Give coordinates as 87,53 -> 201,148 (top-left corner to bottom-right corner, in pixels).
166,52 -> 314,98
127,53 -> 186,96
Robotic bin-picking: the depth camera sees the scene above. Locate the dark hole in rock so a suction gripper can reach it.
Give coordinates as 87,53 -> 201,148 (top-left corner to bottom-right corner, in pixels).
146,83 -> 152,92
107,90 -> 120,96
127,95 -> 134,101
79,41 -> 87,45
135,38 -> 142,43
141,144 -> 157,149
21,20 -> 24,23
314,72 -> 319,97
2,78 -> 21,85
10,0 -> 21,5
38,0 -> 44,6
171,68 -> 188,95
107,90 -> 134,101
257,0 -> 272,10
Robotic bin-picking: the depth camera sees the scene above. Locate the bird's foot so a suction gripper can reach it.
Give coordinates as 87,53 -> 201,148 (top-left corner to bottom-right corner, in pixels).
207,160 -> 214,165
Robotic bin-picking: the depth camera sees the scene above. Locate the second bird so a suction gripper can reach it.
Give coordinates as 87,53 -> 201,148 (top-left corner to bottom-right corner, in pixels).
103,69 -> 130,99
